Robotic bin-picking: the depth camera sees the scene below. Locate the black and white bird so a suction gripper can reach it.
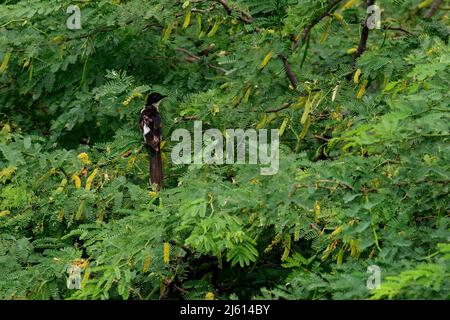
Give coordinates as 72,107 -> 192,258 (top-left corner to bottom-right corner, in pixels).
140,92 -> 166,190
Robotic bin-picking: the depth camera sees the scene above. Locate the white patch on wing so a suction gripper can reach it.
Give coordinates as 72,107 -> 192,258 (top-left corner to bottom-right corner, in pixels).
143,124 -> 151,135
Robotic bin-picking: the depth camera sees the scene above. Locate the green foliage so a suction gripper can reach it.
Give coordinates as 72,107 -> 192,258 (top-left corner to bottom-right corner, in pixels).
0,0 -> 448,300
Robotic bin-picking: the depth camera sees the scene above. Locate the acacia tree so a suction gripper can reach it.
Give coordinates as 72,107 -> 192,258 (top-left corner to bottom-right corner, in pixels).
0,0 -> 448,300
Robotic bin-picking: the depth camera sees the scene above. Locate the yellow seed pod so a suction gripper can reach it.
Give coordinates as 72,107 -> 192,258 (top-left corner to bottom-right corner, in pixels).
337,247 -> 344,265
1,123 -> 11,134
320,25 -> 331,44
332,84 -> 339,102
163,242 -> 170,264
243,86 -> 251,103
79,259 -> 89,269
0,166 -> 17,183
281,235 -> 291,260
354,68 -> 362,84
346,47 -> 357,55
0,51 -> 11,74
220,82 -> 230,90
58,208 -> 65,221
259,51 -> 274,70
232,95 -> 240,107
294,224 -> 300,241
357,80 -> 368,99
77,152 -> 91,165
331,225 -> 343,237
300,98 -> 312,124
127,156 -> 137,170
75,200 -> 86,221
332,13 -> 344,21
207,19 -> 221,37
72,174 -> 82,189
266,113 -> 277,123
264,233 -> 282,253
85,168 -> 99,191
278,118 -> 289,137
0,210 -> 11,217
418,0 -> 433,9
299,116 -> 310,140
196,15 -> 202,36
143,255 -> 151,273
205,292 -> 215,300
148,191 -> 159,198
349,239 -> 360,258
52,36 -> 64,44
162,23 -> 173,43
256,113 -> 267,129
343,0 -> 358,10
182,10 -> 191,29
314,200 -> 321,221
97,209 -> 105,223
212,104 -> 220,115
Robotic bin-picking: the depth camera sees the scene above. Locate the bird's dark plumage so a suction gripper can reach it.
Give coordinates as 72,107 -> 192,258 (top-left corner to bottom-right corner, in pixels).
140,92 -> 165,190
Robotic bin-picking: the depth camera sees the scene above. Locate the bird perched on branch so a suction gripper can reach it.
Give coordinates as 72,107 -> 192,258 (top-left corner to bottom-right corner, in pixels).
140,92 -> 166,190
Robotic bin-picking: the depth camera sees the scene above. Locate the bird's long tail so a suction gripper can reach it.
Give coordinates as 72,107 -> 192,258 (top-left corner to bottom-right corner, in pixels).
149,148 -> 163,190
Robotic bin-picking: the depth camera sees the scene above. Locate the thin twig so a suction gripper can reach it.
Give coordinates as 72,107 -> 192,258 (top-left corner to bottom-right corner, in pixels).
313,135 -> 330,142
265,103 -> 292,113
293,0 -> 343,50
216,0 -> 253,23
175,47 -> 227,73
384,26 -> 412,35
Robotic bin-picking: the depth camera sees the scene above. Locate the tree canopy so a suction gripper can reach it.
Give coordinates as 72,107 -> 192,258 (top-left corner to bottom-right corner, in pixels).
0,0 -> 449,300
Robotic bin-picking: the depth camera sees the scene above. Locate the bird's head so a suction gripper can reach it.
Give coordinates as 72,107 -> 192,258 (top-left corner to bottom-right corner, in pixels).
146,92 -> 167,111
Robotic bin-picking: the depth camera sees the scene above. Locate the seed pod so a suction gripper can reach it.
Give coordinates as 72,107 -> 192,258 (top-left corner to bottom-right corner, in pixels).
163,242 -> 170,264
357,80 -> 368,99
259,51 -> 274,70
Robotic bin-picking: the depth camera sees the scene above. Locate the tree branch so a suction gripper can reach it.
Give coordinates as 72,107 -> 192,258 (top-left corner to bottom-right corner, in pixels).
293,0 -> 343,50
216,0 -> 253,23
278,53 -> 299,89
424,0 -> 444,18
355,0 -> 375,58
175,47 -> 228,73
384,26 -> 412,35
265,103 -> 292,113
